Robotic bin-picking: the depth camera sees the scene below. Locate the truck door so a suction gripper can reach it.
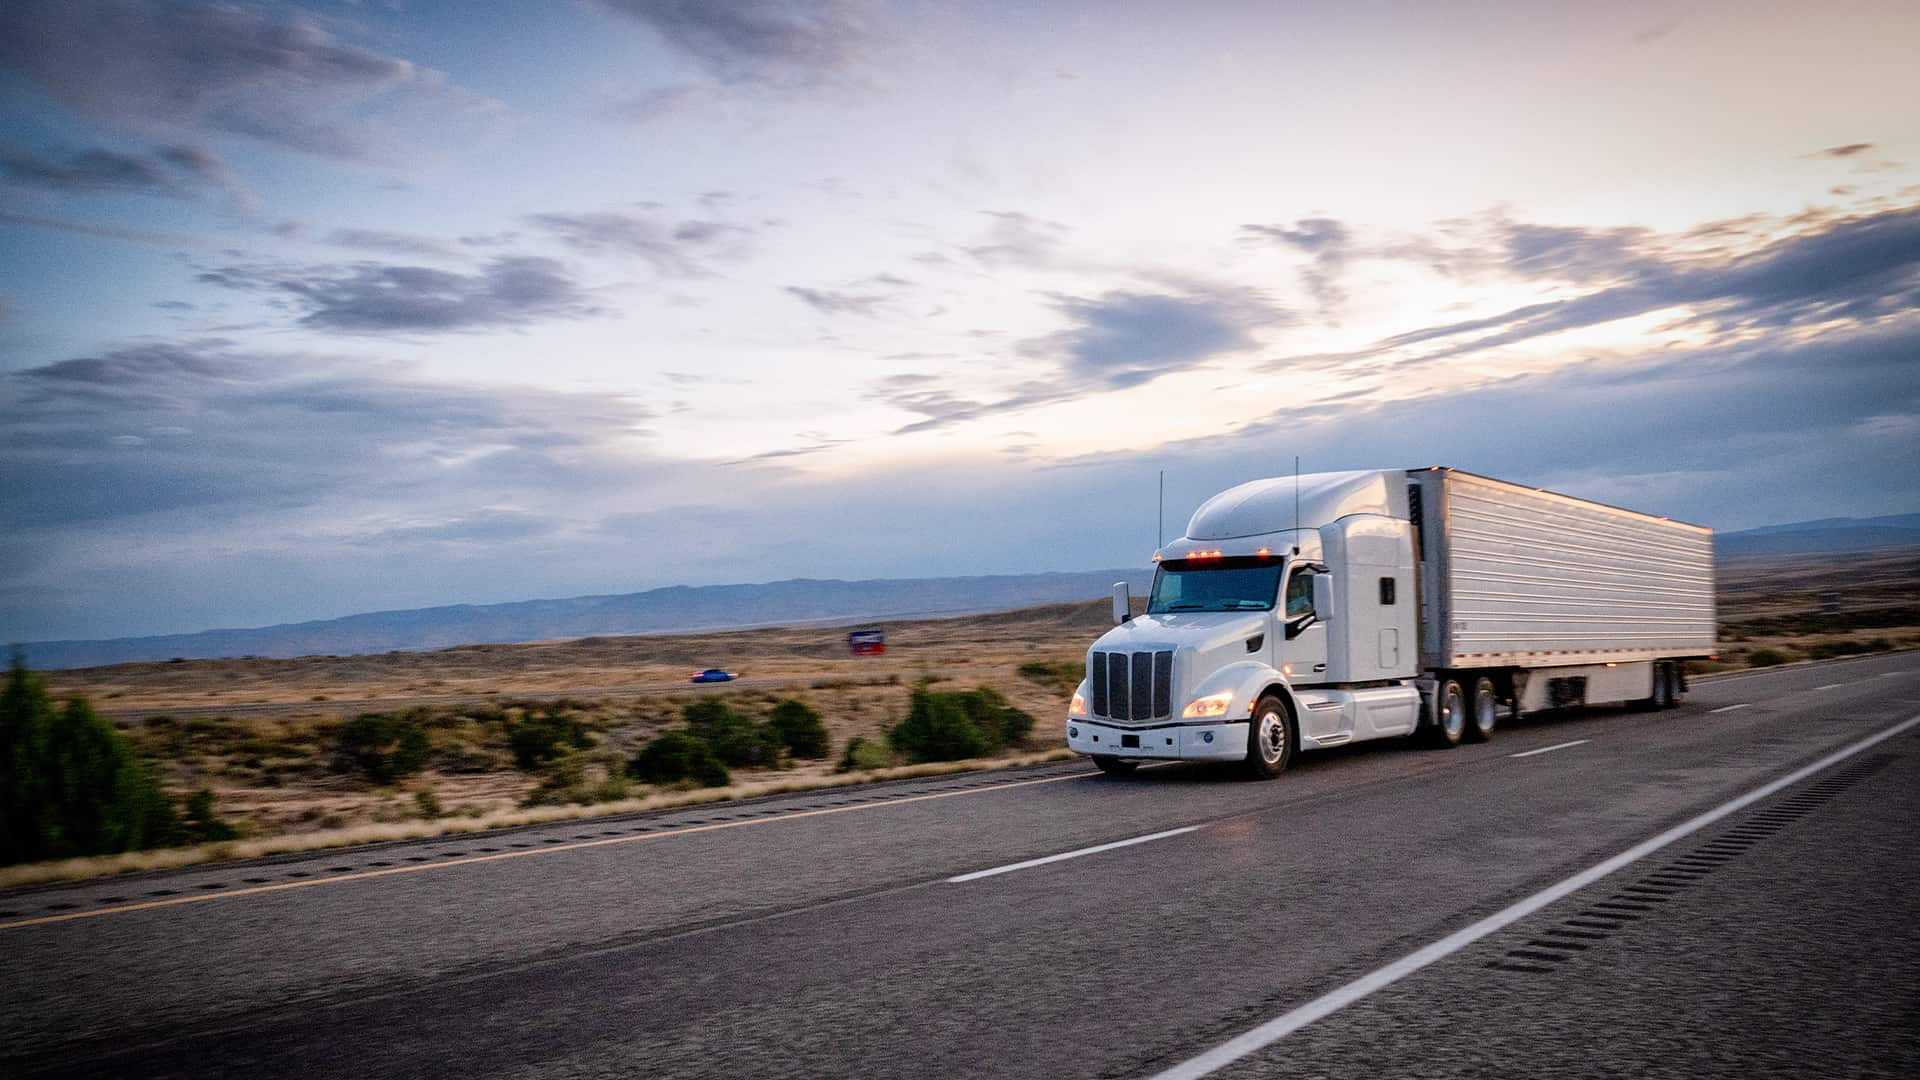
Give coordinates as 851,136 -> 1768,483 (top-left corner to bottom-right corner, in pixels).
1280,566 -> 1329,687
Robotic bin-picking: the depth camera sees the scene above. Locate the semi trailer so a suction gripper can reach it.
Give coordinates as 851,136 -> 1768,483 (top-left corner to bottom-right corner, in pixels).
1065,467 -> 1716,777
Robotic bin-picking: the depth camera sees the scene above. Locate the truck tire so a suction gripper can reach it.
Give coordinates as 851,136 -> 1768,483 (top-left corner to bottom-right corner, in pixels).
1424,679 -> 1466,748
1244,694 -> 1294,779
1092,755 -> 1138,775
1654,663 -> 1678,710
1464,676 -> 1498,742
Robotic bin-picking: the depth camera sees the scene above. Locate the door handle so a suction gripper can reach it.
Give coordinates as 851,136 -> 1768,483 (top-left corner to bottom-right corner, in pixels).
1313,663 -> 1326,672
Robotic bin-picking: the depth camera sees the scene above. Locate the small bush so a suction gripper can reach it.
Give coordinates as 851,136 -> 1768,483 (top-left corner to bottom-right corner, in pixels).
182,787 -> 239,843
335,712 -> 430,783
768,700 -> 831,759
888,685 -> 1037,764
506,709 -> 592,771
413,789 -> 444,820
889,688 -> 991,763
631,731 -> 731,787
2,659 -> 182,865
682,700 -> 782,768
837,736 -> 896,772
524,753 -> 588,805
1745,648 -> 1792,668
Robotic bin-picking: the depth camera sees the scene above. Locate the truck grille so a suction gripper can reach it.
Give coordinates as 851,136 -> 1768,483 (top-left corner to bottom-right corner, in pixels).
1089,650 -> 1174,722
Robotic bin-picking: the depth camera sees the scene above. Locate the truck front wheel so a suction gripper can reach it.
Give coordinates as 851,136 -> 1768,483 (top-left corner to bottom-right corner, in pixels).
1244,694 -> 1294,779
1092,755 -> 1138,775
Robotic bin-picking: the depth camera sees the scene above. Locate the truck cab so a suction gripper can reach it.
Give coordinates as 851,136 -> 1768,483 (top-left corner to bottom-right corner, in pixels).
1066,470 -> 1423,777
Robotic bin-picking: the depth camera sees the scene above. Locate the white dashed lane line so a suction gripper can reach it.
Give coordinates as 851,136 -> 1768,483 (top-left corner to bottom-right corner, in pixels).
947,826 -> 1200,883
1710,703 -> 1752,714
1814,683 -> 1845,691
1509,740 -> 1590,759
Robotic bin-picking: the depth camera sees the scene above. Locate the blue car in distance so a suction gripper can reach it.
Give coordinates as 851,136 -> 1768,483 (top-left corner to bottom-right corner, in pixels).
689,668 -> 738,683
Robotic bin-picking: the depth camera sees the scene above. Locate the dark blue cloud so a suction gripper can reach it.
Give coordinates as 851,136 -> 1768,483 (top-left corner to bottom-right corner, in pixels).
0,142 -> 231,197
1378,205 -> 1920,361
526,210 -> 753,277
199,256 -> 601,334
598,0 -> 867,84
1034,286 -> 1290,388
1241,217 -> 1351,311
0,0 -> 458,161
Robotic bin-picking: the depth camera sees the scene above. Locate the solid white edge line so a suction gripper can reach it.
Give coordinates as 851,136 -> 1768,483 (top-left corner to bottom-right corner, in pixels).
1149,710 -> 1920,1080
947,826 -> 1200,883
1508,739 -> 1589,758
1710,703 -> 1752,714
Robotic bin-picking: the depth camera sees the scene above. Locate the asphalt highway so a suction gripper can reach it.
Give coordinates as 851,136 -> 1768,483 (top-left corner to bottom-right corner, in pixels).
6,652 -> 1917,1079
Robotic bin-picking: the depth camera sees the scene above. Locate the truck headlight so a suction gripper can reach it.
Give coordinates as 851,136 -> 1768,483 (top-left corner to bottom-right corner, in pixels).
1069,691 -> 1088,717
1181,690 -> 1235,719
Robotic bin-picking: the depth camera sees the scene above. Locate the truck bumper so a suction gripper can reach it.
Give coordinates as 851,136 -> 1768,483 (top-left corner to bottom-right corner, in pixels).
1065,719 -> 1249,762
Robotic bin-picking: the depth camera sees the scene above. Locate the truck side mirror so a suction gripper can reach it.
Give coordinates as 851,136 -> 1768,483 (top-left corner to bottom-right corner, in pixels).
1111,582 -> 1132,625
1312,573 -> 1333,623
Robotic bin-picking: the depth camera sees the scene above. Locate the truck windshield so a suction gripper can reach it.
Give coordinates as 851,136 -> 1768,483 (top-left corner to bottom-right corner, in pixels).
1148,556 -> 1285,614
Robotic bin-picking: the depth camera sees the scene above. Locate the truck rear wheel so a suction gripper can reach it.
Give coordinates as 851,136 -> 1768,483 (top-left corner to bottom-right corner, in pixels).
1092,755 -> 1138,775
1243,695 -> 1294,779
1464,676 -> 1498,742
1654,663 -> 1678,709
1424,679 -> 1466,748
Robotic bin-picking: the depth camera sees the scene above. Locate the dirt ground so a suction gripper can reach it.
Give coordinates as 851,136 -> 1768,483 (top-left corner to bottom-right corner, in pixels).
37,548 -> 1920,843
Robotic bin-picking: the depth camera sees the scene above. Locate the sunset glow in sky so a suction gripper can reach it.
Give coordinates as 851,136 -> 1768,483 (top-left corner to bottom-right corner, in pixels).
3,0 -> 1918,640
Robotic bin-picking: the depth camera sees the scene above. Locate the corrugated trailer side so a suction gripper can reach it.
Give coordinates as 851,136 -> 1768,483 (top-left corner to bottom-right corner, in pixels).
1412,468 -> 1716,669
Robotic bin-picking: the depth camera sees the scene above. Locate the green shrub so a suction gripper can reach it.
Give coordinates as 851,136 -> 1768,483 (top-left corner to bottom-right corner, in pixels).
1745,648 -> 1792,668
954,686 -> 1034,750
506,709 -> 591,771
1,655 -> 180,865
413,789 -> 444,820
682,700 -> 782,768
837,736 -> 895,772
887,685 -> 1037,764
182,787 -> 239,843
630,731 -> 731,787
335,712 -> 430,783
524,753 -> 588,805
889,688 -> 991,763
768,700 -> 831,759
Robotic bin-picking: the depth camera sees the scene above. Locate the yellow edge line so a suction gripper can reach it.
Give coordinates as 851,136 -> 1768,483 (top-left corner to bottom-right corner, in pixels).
1,769 -> 1092,932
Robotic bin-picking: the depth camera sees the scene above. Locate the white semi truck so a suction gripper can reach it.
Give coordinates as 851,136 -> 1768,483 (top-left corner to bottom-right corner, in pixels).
1066,467 -> 1717,777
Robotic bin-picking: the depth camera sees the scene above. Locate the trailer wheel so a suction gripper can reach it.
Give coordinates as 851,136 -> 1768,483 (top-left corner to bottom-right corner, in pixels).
1243,694 -> 1294,779
1653,664 -> 1678,710
1092,755 -> 1138,775
1425,680 -> 1466,748
1464,676 -> 1498,742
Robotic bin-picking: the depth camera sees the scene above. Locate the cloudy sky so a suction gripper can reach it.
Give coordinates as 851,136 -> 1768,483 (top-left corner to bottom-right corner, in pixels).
3,0 -> 1918,642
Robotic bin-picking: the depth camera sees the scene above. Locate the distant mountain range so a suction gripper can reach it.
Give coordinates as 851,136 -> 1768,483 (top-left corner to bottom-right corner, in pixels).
19,511 -> 1918,670
1714,512 -> 1920,557
19,570 -> 1158,670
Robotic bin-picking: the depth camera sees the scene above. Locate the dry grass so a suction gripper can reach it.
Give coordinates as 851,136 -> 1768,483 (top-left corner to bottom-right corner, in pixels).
0,748 -> 1077,889
1711,546 -> 1920,667
10,603 -> 1109,882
